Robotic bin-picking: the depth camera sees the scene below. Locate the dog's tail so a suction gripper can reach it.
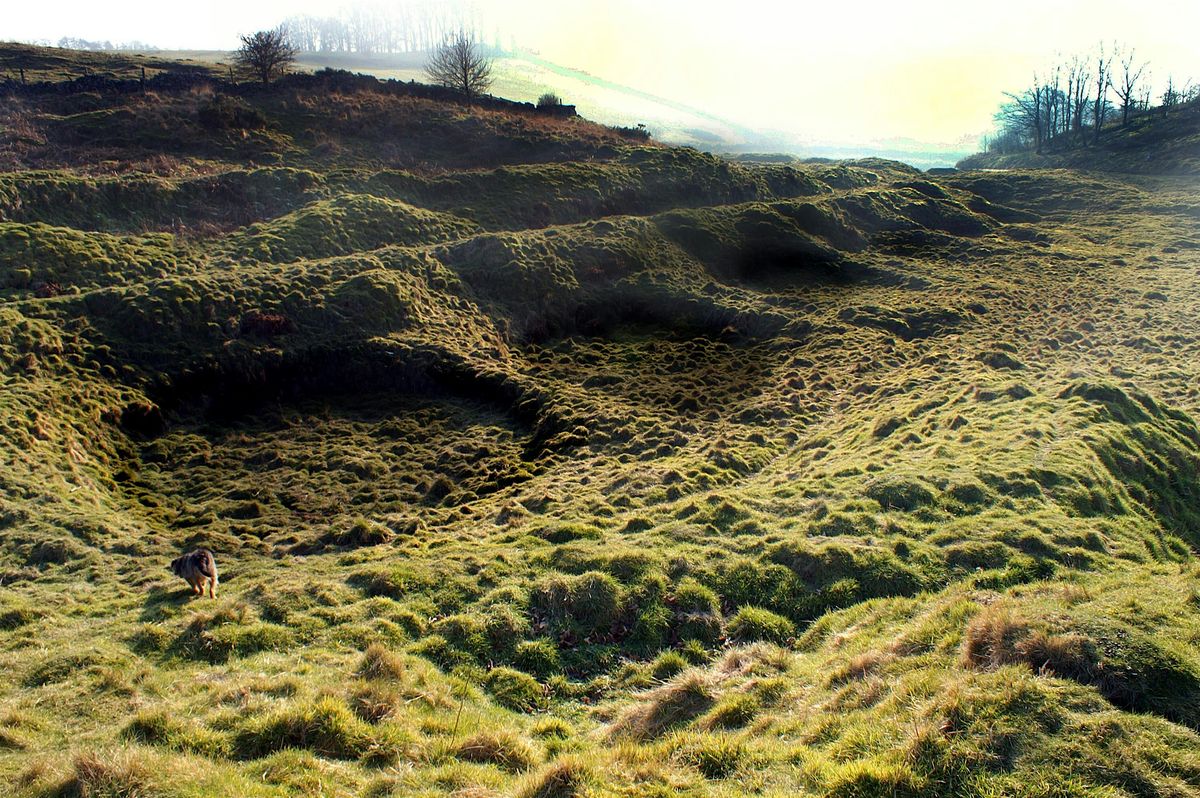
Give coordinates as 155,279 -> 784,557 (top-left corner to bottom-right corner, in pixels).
199,549 -> 218,599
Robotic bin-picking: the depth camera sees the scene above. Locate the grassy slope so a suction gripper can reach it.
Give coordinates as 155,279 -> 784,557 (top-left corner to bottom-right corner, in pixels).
957,101 -> 1200,174
2,44 -> 1200,798
284,50 -> 761,150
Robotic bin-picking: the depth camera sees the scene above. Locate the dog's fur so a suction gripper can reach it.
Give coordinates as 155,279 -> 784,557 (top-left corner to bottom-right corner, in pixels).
170,549 -> 218,598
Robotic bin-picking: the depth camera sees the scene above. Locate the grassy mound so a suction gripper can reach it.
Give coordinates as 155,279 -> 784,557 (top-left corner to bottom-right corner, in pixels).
3,41 -> 1200,798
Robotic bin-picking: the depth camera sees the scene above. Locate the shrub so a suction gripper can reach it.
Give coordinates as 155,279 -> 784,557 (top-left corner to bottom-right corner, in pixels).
486,667 -> 547,713
537,93 -> 563,108
612,123 -> 650,140
456,730 -> 539,772
726,607 -> 794,645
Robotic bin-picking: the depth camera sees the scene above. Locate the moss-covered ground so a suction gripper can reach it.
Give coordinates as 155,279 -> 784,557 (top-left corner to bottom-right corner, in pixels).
2,44 -> 1200,797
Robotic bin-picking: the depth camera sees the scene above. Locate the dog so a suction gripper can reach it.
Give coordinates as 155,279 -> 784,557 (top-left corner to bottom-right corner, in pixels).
170,549 -> 218,599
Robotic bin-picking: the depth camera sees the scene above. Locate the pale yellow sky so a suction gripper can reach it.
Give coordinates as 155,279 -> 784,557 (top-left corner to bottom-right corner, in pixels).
8,1 -> 1199,144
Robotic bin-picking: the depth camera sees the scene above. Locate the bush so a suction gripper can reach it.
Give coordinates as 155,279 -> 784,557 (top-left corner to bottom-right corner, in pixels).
537,93 -> 563,108
612,123 -> 650,141
726,606 -> 794,645
486,667 -> 547,713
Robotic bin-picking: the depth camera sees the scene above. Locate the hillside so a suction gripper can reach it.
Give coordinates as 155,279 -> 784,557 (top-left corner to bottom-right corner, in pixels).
957,101 -> 1200,174
3,44 -> 1200,798
2,42 -> 974,163
283,49 -> 765,152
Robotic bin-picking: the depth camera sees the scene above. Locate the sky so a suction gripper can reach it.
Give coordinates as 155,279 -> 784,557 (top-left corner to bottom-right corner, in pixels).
6,0 -> 1199,145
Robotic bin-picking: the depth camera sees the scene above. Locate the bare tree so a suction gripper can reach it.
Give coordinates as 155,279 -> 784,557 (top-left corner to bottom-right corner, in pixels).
1002,76 -> 1045,153
1068,55 -> 1089,145
425,29 -> 493,98
1161,76 -> 1181,118
1092,44 -> 1114,144
236,27 -> 298,86
1113,47 -> 1148,127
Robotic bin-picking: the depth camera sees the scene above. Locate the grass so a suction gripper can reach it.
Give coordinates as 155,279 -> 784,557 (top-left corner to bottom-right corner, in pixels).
2,40 -> 1200,798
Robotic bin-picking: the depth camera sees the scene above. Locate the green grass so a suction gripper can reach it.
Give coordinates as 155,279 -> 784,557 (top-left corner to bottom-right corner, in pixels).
3,41 -> 1200,798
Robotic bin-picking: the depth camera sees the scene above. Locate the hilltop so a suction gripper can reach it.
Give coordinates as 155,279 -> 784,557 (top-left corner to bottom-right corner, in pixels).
2,43 -> 1200,798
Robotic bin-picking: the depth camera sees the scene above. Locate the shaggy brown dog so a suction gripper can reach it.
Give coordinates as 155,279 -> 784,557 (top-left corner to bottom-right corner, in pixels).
170,549 -> 219,598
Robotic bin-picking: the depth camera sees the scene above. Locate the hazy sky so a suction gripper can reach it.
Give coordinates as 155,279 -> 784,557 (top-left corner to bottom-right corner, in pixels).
7,1 -> 1199,144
